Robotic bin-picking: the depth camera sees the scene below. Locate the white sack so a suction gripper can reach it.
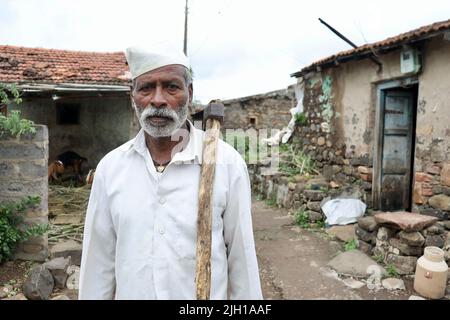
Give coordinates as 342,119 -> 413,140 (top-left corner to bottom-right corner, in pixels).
321,199 -> 367,226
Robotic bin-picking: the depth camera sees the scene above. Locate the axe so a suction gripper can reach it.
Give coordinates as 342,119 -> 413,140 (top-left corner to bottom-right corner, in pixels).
195,100 -> 224,300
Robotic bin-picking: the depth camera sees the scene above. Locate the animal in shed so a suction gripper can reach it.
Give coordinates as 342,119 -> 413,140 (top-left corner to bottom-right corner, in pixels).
57,151 -> 88,181
86,169 -> 96,185
48,160 -> 65,182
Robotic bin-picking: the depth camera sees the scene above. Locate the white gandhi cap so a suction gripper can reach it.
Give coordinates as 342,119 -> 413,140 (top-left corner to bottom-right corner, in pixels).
125,43 -> 190,80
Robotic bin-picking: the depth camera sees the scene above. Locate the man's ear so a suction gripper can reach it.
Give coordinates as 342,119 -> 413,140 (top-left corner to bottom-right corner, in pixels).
130,78 -> 137,102
129,84 -> 134,100
129,89 -> 137,110
188,83 -> 193,103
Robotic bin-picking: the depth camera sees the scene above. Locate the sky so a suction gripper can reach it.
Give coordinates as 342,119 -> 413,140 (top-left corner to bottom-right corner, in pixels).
1,0 -> 450,103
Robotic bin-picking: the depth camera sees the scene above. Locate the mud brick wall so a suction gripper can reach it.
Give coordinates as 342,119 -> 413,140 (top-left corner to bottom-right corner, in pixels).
0,125 -> 49,261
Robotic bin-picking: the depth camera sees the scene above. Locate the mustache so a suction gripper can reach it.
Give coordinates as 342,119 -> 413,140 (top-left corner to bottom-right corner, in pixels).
138,105 -> 178,122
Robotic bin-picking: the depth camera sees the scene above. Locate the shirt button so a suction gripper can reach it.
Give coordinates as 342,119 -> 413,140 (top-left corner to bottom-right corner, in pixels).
159,227 -> 165,234
159,197 -> 166,205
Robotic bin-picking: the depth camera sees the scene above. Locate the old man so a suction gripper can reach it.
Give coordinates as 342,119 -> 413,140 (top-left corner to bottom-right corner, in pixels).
78,44 -> 262,300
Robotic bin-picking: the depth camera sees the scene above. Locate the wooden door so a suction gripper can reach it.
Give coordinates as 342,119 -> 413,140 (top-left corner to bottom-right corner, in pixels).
380,89 -> 415,211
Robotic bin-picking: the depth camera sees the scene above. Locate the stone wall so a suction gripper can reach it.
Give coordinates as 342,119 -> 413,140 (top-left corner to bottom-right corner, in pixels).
248,163 -> 367,226
291,36 -> 450,215
355,213 -> 450,275
413,168 -> 450,220
246,74 -> 374,220
287,73 -> 374,208
410,37 -> 450,218
222,88 -> 295,130
0,125 -> 49,261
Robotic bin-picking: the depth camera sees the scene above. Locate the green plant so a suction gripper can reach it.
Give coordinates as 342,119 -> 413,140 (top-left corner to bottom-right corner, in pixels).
264,194 -> 277,207
294,112 -> 307,126
294,210 -> 309,229
315,219 -> 326,229
255,194 -> 264,201
288,176 -> 296,183
243,136 -> 260,164
24,260 -> 36,277
344,239 -> 358,251
226,132 -> 261,164
3,279 -> 20,298
0,110 -> 36,137
373,254 -> 384,264
0,83 -> 22,106
278,143 -> 290,154
0,196 -> 50,264
279,162 -> 300,177
386,264 -> 399,278
279,144 -> 317,177
0,83 -> 35,137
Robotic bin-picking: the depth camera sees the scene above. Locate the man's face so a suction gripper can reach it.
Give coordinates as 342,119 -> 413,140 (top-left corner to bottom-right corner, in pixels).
131,65 -> 192,138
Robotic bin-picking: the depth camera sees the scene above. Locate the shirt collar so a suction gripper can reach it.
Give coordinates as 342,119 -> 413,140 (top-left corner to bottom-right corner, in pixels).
121,120 -> 204,165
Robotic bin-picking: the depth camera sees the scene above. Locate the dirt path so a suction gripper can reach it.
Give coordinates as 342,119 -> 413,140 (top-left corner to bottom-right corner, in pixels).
2,197 -> 417,300
252,199 -> 414,300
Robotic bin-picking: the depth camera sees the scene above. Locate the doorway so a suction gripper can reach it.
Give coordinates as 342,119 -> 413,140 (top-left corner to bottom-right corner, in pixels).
373,80 -> 418,212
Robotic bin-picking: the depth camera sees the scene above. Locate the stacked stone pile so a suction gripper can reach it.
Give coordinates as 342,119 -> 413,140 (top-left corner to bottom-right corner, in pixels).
0,240 -> 82,300
249,164 -> 370,225
249,160 -> 372,218
356,212 -> 450,275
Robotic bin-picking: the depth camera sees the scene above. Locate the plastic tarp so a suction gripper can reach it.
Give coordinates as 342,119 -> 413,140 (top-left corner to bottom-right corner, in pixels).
281,80 -> 305,144
321,198 -> 367,226
262,80 -> 304,146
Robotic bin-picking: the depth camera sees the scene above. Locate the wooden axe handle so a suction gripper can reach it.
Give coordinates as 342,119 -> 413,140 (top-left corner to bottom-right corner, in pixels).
195,118 -> 221,300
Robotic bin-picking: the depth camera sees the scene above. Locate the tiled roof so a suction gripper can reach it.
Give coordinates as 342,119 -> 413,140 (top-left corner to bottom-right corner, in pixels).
292,18 -> 450,77
0,45 -> 130,86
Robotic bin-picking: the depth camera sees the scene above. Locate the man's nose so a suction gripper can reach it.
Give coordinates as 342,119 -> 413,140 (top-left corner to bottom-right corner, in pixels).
150,85 -> 167,108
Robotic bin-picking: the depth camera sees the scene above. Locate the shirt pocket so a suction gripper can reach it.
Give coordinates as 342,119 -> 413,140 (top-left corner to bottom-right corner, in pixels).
174,203 -> 225,260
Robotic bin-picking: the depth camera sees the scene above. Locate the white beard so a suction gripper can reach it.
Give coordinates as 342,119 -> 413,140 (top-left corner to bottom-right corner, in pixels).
132,100 -> 189,138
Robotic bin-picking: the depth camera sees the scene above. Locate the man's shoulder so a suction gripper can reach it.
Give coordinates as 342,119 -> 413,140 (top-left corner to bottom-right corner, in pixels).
191,125 -> 246,167
217,138 -> 247,167
96,137 -> 136,170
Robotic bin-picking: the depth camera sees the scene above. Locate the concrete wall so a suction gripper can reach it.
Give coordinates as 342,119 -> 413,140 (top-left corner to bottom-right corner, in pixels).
0,125 -> 49,261
10,95 -> 133,169
222,88 -> 295,130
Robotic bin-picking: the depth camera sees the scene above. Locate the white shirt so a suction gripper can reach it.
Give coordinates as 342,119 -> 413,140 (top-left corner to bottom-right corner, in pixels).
78,121 -> 262,300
